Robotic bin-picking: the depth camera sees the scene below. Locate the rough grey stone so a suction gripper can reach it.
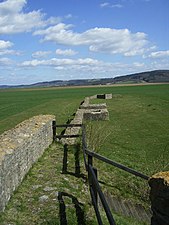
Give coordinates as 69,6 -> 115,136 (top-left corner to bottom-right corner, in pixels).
32,185 -> 42,190
80,103 -> 107,109
39,195 -> 49,202
83,109 -> 109,121
43,187 -> 57,192
61,94 -> 110,145
0,115 -> 55,212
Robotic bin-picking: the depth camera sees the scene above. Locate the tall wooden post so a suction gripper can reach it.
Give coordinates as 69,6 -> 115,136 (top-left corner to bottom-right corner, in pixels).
62,144 -> 68,173
92,167 -> 98,206
52,120 -> 56,141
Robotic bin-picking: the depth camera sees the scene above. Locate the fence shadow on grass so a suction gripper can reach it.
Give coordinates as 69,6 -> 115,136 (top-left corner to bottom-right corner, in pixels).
58,191 -> 86,225
62,143 -> 86,179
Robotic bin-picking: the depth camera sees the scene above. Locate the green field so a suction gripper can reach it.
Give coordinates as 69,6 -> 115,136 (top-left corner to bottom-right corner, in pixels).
0,84 -> 169,224
86,84 -> 169,203
1,84 -> 169,177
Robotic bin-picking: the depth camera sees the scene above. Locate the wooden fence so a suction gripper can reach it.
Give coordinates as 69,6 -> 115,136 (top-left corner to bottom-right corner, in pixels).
52,122 -> 150,225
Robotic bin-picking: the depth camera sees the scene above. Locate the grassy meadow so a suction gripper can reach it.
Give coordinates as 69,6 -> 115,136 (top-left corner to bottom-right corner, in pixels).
1,84 -> 169,180
86,84 -> 169,203
0,84 -> 169,224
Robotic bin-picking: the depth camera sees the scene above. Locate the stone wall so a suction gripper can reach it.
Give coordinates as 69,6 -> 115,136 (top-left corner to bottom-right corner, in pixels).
61,109 -> 84,145
80,103 -> 107,109
61,94 -> 111,145
83,109 -> 109,121
0,115 -> 55,212
149,171 -> 169,225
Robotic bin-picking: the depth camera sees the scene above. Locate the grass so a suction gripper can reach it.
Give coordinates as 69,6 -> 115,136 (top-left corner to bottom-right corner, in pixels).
0,142 -> 148,225
0,87 -> 83,133
0,143 -> 94,225
86,85 -> 169,204
0,84 -> 169,223
0,84 -> 169,134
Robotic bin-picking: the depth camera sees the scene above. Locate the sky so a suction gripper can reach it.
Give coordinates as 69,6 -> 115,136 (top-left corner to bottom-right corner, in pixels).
0,0 -> 169,85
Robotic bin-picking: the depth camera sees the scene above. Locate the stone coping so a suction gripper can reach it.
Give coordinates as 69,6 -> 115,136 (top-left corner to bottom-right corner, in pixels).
0,115 -> 55,165
149,171 -> 169,185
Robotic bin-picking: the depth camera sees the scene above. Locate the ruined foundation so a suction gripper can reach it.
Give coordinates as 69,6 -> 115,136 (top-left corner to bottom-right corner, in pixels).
83,109 -> 109,121
61,94 -> 111,145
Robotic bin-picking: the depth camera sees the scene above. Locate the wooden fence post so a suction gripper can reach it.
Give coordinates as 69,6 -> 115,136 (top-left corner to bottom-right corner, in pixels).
88,154 -> 93,168
62,144 -> 68,173
88,154 -> 98,207
52,120 -> 56,141
92,167 -> 98,206
75,143 -> 81,177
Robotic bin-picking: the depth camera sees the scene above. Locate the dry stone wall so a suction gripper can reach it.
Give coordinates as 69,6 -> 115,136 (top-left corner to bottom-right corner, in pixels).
80,103 -> 107,109
61,109 -> 84,145
61,94 -> 111,145
83,109 -> 109,121
0,115 -> 55,212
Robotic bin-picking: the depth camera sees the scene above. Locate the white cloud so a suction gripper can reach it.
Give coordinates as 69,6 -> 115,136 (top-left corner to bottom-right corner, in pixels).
0,39 -> 21,56
4,56 -> 169,84
34,23 -> 73,37
100,2 -> 123,8
111,4 -> 123,8
0,49 -> 21,56
64,14 -> 73,19
0,40 -> 13,49
0,57 -> 13,66
34,24 -> 149,56
56,49 -> 78,56
88,28 -> 148,56
0,0 -> 60,34
21,57 -> 100,67
100,2 -> 110,8
133,62 -> 145,67
20,57 -> 149,76
32,51 -> 51,58
147,50 -> 169,59
0,0 -> 26,15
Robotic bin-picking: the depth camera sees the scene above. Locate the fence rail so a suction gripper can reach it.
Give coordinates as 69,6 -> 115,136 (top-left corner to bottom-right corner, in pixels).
85,149 -> 149,180
52,121 -> 82,141
53,123 -> 82,128
55,134 -> 81,139
88,164 -> 116,225
81,124 -> 150,225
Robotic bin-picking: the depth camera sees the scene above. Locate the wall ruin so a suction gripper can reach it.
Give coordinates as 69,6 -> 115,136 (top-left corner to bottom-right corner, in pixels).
61,94 -> 111,145
0,115 -> 55,212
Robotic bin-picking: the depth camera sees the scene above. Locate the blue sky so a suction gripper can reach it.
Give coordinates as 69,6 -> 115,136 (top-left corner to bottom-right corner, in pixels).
0,0 -> 169,85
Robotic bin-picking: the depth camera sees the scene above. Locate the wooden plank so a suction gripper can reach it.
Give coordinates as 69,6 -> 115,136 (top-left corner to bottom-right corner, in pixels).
55,134 -> 81,138
85,150 -> 149,180
54,124 -> 82,128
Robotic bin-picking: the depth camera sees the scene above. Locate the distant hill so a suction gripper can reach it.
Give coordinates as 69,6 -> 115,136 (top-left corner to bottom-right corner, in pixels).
113,70 -> 169,84
0,70 -> 169,89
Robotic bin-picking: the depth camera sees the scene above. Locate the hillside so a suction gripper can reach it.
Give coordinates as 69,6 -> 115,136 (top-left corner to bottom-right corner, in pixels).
113,70 -> 169,84
0,70 -> 169,89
